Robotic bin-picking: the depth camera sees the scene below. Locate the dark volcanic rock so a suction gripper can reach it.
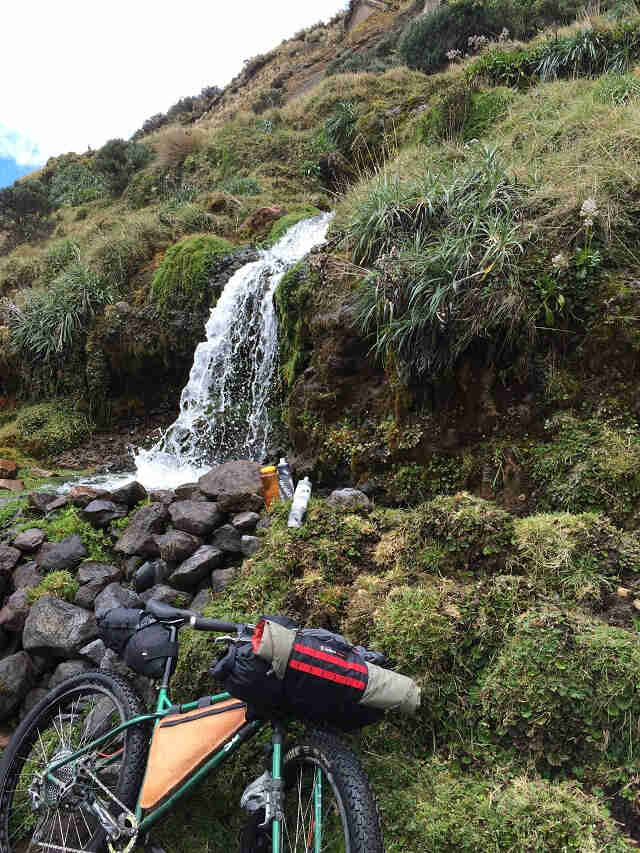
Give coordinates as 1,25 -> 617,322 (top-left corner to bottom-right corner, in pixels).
211,567 -> 236,594
94,583 -> 143,619
48,660 -> 92,688
12,529 -> 46,553
0,652 -> 35,720
111,481 -> 147,507
154,530 -> 202,564
140,585 -> 190,606
45,496 -> 68,513
174,483 -> 208,502
0,589 -> 31,632
199,461 -> 264,513
190,588 -> 213,613
212,524 -> 242,554
231,511 -> 260,533
75,563 -> 122,609
133,560 -> 169,593
21,688 -> 49,718
37,535 -> 87,572
168,546 -> 224,589
13,562 -> 43,590
149,490 -> 175,505
69,486 -> 111,508
114,503 -> 169,557
28,492 -> 57,514
80,639 -> 107,666
168,501 -> 224,537
82,500 -> 128,529
23,596 -> 98,657
240,535 -> 261,557
326,488 -> 372,512
0,544 -> 21,572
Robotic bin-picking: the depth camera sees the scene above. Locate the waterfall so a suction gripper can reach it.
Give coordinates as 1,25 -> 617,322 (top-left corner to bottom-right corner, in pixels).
133,213 -> 333,490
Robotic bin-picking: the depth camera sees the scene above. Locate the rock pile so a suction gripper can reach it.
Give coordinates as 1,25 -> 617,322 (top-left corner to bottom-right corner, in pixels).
0,460 -> 266,721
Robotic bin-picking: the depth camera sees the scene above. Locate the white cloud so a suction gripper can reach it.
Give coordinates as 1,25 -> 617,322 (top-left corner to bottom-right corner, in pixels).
0,127 -> 44,167
1,0 -> 347,162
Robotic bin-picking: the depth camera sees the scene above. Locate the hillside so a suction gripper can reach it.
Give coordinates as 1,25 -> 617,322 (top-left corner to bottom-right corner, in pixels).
2,0 -> 640,848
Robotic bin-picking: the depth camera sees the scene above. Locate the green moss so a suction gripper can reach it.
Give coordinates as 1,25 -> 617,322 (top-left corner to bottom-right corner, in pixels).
0,498 -> 27,530
480,607 -> 640,767
274,260 -> 315,390
151,234 -> 234,315
27,570 -> 79,603
266,206 -> 321,246
383,457 -> 468,505
13,400 -> 93,459
15,506 -> 112,562
415,85 -> 513,143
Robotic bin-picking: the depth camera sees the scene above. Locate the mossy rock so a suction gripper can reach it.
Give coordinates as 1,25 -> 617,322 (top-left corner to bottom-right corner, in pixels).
480,607 -> 640,767
28,570 -> 79,604
13,400 -> 93,459
274,259 -> 316,390
151,234 -> 235,315
13,506 -> 113,563
266,206 -> 321,247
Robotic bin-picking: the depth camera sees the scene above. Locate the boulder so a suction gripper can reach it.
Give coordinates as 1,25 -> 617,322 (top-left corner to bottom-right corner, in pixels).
326,488 -> 372,512
240,535 -> 261,557
174,483 -> 208,502
13,561 -> 43,590
231,511 -> 260,533
111,481 -> 147,508
94,583 -> 143,619
37,535 -> 87,572
133,559 -> 169,593
69,485 -> 111,508
0,479 -> 24,491
12,528 -> 46,553
21,688 -> 49,718
28,492 -> 57,513
0,589 -> 31,632
140,585 -> 189,607
30,467 -> 54,479
199,461 -> 264,513
0,544 -> 21,572
190,588 -> 213,614
23,596 -> 98,657
82,500 -> 128,529
212,524 -> 242,554
168,546 -> 224,589
241,205 -> 287,233
0,652 -> 35,720
48,660 -> 92,689
45,496 -> 68,513
0,459 -> 18,479
211,567 -> 236,594
80,639 -> 107,666
149,490 -> 175,505
114,503 -> 169,557
75,563 -> 122,608
168,501 -> 224,537
124,556 -> 144,580
154,530 -> 202,564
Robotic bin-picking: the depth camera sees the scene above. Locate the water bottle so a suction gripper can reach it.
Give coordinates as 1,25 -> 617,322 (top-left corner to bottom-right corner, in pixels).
288,477 -> 312,528
277,457 -> 295,500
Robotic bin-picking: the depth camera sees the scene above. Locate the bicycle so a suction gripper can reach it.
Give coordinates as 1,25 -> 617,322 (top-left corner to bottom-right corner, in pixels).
0,599 -> 384,853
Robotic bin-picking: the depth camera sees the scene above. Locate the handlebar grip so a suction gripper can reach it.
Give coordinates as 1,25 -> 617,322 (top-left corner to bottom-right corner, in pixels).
192,616 -> 239,633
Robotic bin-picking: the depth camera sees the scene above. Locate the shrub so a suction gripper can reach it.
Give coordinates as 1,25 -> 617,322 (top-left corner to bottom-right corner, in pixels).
42,240 -> 79,284
221,176 -> 261,196
0,254 -> 43,293
90,216 -> 170,291
151,233 -> 234,315
417,86 -> 514,143
13,400 -> 93,457
48,161 -> 106,207
0,179 -> 52,242
154,128 -> 203,171
480,607 -> 640,767
93,138 -> 153,196
27,570 -> 79,603
325,101 -> 359,155
596,70 -> 640,104
252,88 -> 283,114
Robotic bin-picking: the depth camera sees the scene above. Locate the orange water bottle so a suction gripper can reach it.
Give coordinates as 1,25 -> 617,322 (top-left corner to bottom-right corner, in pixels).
260,465 -> 281,508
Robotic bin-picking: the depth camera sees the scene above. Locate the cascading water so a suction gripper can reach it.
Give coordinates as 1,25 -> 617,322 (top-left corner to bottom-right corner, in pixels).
132,213 -> 333,490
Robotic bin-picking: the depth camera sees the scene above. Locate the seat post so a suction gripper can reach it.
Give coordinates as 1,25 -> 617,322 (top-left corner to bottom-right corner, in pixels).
159,624 -> 179,692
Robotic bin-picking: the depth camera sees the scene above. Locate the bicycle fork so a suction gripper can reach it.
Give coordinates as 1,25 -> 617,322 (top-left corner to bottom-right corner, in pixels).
270,725 -> 321,853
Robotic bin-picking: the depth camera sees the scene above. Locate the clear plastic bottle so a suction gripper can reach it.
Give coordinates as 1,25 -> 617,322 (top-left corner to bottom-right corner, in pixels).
277,457 -> 295,500
287,477 -> 312,528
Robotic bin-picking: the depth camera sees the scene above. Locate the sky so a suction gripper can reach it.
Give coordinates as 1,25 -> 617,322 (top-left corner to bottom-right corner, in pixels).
1,0 -> 347,186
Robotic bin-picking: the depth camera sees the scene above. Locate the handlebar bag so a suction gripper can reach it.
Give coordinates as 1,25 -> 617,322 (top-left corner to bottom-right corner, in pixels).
97,607 -> 177,679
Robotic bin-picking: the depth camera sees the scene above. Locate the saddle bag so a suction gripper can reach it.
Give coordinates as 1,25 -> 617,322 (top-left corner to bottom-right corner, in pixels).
211,617 -> 420,730
97,607 -> 177,680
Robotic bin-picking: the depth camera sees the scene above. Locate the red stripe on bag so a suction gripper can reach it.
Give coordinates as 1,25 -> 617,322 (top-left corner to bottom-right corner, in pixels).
293,643 -> 368,674
289,658 -> 366,690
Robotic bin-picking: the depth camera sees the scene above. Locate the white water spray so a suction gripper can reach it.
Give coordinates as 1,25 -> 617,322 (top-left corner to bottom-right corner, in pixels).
131,213 -> 333,490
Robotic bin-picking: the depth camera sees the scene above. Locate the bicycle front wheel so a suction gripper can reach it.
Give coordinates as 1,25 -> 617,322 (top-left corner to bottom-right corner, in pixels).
0,671 -> 148,853
241,729 -> 383,853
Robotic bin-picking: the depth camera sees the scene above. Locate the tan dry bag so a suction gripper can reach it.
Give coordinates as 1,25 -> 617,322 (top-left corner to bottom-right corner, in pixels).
139,698 -> 247,810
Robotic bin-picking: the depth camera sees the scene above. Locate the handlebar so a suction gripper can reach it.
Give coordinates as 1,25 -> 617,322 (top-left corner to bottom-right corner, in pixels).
145,599 -> 238,634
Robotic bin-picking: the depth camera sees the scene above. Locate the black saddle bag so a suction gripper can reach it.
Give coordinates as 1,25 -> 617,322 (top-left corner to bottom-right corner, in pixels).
97,607 -> 177,680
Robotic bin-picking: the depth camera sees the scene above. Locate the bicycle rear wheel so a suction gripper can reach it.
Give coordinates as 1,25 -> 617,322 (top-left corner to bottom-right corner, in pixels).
0,671 -> 148,853
241,729 -> 383,853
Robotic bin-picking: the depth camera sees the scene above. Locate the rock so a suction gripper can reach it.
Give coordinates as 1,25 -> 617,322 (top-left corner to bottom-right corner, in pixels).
232,511 -> 260,533
242,205 -> 287,233
199,461 -> 265,513
69,485 -> 111,508
133,560 -> 169,593
114,503 -> 169,557
326,488 -> 372,511
20,688 -> 48,719
48,660 -> 92,689
212,524 -> 242,554
0,589 -> 31,632
211,567 -> 236,594
0,459 -> 18,479
124,556 -> 143,580
256,517 -> 272,532
75,563 -> 122,608
29,492 -> 57,513
30,467 -> 54,479
82,499 -> 128,529
154,530 -> 202,564
0,544 -> 21,572
169,501 -> 224,537
13,561 -> 43,590
0,479 -> 24,491
168,546 -> 224,589
111,481 -> 147,508
190,588 -> 213,614
617,586 -> 630,598
12,528 -> 46,553
23,596 -> 98,658
633,599 -> 640,612
149,490 -> 175,505
174,484 -> 208,502
80,639 -> 107,666
0,652 -> 35,719
37,535 -> 87,572
140,585 -> 189,606
45,496 -> 68,513
240,535 -> 261,557
94,583 -> 143,619
100,650 -> 156,707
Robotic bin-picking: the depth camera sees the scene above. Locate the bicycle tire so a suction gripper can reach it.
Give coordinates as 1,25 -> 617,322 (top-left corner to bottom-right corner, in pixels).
240,729 -> 384,853
0,671 -> 148,853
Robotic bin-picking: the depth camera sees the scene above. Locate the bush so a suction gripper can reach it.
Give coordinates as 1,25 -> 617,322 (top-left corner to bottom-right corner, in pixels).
596,71 -> 640,104
48,161 -> 107,207
27,570 -> 79,603
417,85 -> 513,142
93,138 -> 153,196
155,128 -> 202,172
0,179 -> 52,242
151,233 -> 234,315
252,88 -> 283,114
42,240 -> 79,284
13,400 -> 93,457
480,607 -> 640,767
325,101 -> 359,155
